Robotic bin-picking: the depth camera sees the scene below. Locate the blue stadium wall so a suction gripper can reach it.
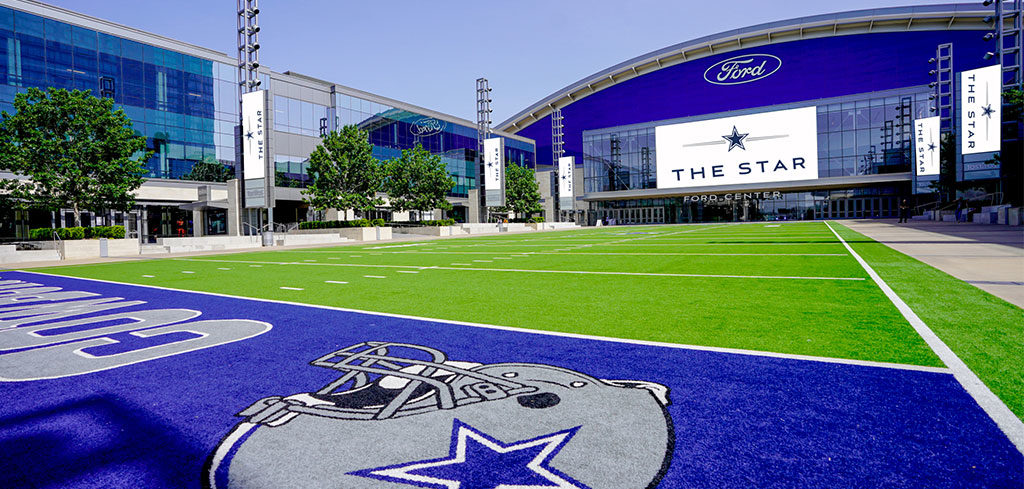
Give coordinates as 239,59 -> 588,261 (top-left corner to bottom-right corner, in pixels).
510,29 -> 992,168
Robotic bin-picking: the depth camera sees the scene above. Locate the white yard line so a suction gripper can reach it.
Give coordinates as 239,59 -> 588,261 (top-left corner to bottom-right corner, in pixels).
363,275 -> 386,279
13,269 -> 951,375
171,258 -> 863,281
325,280 -> 348,284
279,286 -> 304,291
397,271 -> 419,274
825,221 -> 1024,453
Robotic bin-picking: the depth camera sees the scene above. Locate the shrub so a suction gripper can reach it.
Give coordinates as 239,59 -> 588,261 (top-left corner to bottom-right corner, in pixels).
421,218 -> 456,226
29,228 -> 53,240
298,219 -> 386,230
84,226 -> 126,239
31,226 -> 127,240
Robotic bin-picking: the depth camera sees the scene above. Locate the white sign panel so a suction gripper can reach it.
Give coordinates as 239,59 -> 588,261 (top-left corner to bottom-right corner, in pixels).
656,106 -> 818,190
242,90 -> 267,180
960,64 -> 1001,155
483,137 -> 505,207
914,116 -> 940,176
558,156 -> 575,210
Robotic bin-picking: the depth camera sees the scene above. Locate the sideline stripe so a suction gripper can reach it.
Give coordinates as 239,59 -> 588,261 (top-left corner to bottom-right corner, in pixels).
172,258 -> 865,281
371,251 -> 848,257
825,221 -> 1024,453
10,269 -> 951,374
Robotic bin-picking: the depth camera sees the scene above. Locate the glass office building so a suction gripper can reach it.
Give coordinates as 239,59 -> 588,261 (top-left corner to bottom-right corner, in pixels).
0,5 -> 238,180
272,91 -> 534,199
0,0 -> 535,238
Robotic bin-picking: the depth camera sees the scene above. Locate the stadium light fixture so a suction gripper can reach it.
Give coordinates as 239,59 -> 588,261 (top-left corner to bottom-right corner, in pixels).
983,32 -> 997,41
983,52 -> 995,60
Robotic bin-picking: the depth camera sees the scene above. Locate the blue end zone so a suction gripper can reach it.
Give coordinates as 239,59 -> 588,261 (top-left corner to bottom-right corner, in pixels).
0,271 -> 1020,488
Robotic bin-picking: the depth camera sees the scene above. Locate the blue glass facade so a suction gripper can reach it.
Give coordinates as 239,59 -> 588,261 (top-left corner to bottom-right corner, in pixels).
582,86 -> 933,193
514,30 -> 993,169
271,90 -> 535,199
0,6 -> 238,181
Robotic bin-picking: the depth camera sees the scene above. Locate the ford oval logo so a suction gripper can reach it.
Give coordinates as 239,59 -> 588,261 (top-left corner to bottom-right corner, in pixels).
410,118 -> 446,137
703,54 -> 782,85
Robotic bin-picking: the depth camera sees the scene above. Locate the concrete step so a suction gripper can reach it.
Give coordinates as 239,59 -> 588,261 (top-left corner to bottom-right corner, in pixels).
0,249 -> 62,264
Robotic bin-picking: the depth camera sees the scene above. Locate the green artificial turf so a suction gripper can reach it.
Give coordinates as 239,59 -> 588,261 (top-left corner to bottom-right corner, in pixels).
829,221 -> 1024,420
22,222 -> 943,368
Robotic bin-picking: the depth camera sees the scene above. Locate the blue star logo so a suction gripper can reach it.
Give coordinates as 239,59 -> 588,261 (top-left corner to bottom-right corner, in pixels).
981,104 -> 995,118
349,419 -> 589,489
722,126 -> 749,151
245,131 -> 254,140
927,142 -> 936,152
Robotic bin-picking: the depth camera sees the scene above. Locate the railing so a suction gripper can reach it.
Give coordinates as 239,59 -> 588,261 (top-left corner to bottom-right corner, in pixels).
52,231 -> 64,260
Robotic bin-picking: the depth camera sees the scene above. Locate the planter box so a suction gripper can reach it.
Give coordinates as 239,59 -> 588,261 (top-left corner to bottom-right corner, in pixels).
399,226 -> 466,237
105,238 -> 140,257
0,249 -> 61,264
157,235 -> 261,252
337,227 -> 392,241
276,234 -> 352,246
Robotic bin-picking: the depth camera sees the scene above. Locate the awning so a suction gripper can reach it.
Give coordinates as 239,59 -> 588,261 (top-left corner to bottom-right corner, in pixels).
179,199 -> 230,211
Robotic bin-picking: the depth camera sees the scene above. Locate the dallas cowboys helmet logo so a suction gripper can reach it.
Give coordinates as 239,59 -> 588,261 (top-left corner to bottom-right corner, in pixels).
722,126 -> 749,151
204,341 -> 673,489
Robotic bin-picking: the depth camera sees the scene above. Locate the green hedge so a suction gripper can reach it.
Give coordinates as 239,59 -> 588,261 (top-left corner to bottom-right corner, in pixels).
509,216 -> 545,223
421,219 -> 456,226
298,219 -> 387,230
29,226 -> 126,240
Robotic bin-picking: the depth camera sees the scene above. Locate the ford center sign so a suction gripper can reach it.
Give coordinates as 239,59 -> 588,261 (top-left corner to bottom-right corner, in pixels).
704,54 -> 782,85
655,106 -> 819,190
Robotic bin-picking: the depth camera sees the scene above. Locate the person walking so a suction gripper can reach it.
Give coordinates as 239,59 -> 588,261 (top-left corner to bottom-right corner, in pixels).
954,198 -> 964,224
898,199 -> 909,223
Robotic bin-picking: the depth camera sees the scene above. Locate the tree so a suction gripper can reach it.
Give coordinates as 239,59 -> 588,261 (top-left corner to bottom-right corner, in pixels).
0,88 -> 150,227
383,143 -> 455,217
503,163 -> 542,217
303,125 -> 383,214
182,159 -> 234,182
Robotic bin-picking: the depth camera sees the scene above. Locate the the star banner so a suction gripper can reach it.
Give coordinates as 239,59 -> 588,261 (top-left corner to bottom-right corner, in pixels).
558,156 -> 575,210
484,137 -> 505,208
655,106 -> 818,190
241,90 -> 267,181
914,116 -> 940,176
959,64 -> 1001,155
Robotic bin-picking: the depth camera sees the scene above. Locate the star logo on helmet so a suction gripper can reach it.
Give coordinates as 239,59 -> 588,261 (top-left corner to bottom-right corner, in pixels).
349,419 -> 590,489
722,126 -> 749,152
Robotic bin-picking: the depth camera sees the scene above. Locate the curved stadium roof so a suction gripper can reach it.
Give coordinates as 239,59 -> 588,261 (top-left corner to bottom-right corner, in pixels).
498,3 -> 989,134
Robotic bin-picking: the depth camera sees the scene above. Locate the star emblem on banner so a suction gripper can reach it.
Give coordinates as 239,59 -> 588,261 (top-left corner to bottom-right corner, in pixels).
722,126 -> 749,151
981,104 -> 995,118
245,131 -> 254,140
349,419 -> 590,489
928,142 -> 936,152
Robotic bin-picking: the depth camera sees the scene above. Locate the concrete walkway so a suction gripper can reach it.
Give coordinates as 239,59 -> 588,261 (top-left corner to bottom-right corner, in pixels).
842,219 -> 1024,308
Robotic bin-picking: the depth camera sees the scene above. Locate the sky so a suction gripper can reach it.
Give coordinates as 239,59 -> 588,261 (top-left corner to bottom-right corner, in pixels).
43,0 -> 952,124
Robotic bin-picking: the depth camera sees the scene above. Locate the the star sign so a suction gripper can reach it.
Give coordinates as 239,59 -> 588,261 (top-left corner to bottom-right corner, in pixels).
349,419 -> 589,489
981,104 -> 995,118
722,126 -> 749,151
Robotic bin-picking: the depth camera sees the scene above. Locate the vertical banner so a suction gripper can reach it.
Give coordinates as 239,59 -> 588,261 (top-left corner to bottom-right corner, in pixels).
242,90 -> 267,208
960,64 -> 1001,155
914,116 -> 940,176
558,156 -> 575,210
484,137 -> 505,208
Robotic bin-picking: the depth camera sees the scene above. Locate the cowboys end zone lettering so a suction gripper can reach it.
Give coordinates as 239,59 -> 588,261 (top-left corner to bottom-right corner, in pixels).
703,54 -> 782,85
0,278 -> 270,380
655,106 -> 818,190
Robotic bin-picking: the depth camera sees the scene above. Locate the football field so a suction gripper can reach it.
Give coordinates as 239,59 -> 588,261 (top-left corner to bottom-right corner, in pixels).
1,221 -> 1021,488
